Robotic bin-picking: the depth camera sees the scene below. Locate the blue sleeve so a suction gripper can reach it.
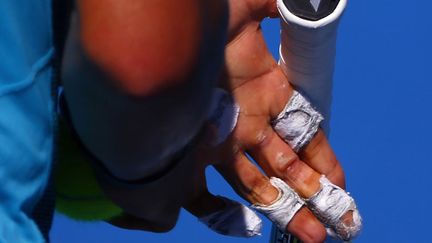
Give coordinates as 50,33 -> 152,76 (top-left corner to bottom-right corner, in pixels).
0,1 -> 56,242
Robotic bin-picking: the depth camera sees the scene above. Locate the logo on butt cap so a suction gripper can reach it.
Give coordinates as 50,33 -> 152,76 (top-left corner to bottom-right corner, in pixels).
283,0 -> 340,21
310,0 -> 321,12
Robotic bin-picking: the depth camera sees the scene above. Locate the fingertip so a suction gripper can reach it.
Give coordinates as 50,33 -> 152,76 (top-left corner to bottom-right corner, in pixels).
286,208 -> 326,243
301,219 -> 326,243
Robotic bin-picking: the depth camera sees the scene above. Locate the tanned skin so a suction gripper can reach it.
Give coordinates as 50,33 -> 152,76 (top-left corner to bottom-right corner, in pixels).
72,0 -> 351,242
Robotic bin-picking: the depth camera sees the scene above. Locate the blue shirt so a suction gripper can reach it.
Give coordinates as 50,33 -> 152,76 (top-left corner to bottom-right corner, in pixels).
0,1 -> 55,242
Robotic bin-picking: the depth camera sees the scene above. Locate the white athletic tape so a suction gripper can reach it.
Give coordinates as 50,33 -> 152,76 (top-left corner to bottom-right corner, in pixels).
277,0 -> 347,133
252,177 -> 304,231
207,88 -> 239,145
199,196 -> 262,237
306,176 -> 362,241
272,90 -> 323,152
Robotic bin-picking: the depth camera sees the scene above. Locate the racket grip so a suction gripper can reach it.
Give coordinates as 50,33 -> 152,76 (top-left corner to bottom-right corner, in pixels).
277,0 -> 347,133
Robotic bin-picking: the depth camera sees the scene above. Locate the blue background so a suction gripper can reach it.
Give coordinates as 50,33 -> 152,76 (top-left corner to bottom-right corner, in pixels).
50,0 -> 432,242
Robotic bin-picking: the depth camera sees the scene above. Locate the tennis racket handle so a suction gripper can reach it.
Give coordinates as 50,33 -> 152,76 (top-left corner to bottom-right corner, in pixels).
277,0 -> 347,133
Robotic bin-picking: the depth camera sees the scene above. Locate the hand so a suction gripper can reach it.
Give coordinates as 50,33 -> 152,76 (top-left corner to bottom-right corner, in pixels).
72,0 -> 349,240
185,0 -> 349,242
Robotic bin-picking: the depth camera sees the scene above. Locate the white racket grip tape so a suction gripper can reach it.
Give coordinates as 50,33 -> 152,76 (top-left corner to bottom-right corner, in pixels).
277,0 -> 347,133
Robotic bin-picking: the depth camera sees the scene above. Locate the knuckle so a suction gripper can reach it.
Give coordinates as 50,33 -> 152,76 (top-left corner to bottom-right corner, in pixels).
275,152 -> 300,173
252,127 -> 273,148
280,154 -> 303,180
248,175 -> 271,197
306,228 -> 327,243
296,221 -> 327,243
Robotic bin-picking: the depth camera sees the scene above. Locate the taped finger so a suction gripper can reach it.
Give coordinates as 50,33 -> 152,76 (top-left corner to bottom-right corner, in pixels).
270,90 -> 362,240
272,90 -> 323,152
215,152 -> 326,242
251,177 -> 304,231
306,175 -> 362,241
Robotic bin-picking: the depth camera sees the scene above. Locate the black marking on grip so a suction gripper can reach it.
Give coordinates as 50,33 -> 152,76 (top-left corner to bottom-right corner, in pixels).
283,0 -> 340,21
